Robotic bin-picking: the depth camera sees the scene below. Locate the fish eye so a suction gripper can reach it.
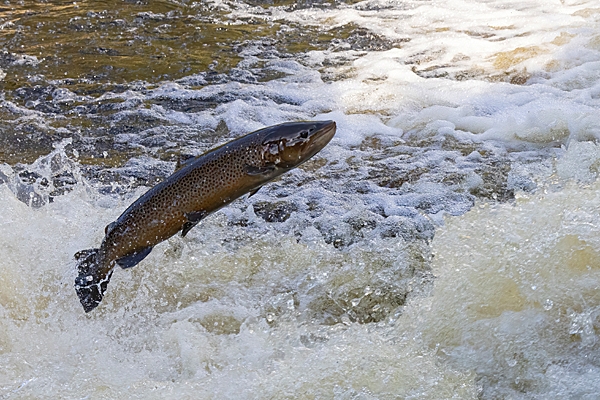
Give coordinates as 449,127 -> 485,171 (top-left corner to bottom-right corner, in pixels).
300,130 -> 308,139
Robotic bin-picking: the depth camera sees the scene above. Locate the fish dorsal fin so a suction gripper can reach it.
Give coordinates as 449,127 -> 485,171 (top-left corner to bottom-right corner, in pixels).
245,164 -> 276,176
115,246 -> 153,269
175,154 -> 198,171
182,210 -> 208,237
105,222 -> 117,235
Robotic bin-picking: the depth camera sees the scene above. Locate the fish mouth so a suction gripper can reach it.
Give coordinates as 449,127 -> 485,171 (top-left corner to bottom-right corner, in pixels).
305,120 -> 336,157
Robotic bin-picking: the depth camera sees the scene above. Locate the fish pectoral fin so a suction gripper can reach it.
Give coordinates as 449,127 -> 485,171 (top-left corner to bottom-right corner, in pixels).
181,210 -> 207,237
244,164 -> 275,176
248,187 -> 261,198
115,246 -> 153,269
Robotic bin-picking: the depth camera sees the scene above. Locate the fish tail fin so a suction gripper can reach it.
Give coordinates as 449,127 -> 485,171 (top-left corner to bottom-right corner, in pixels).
73,249 -> 113,313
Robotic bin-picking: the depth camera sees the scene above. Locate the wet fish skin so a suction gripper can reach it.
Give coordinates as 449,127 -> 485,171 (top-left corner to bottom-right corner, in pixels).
74,120 -> 336,312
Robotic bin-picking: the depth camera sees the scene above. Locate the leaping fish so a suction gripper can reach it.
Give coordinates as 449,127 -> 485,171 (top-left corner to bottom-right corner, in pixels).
73,121 -> 336,312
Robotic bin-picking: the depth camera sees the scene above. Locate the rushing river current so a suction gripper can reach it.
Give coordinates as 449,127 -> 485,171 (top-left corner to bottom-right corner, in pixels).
1,0 -> 600,398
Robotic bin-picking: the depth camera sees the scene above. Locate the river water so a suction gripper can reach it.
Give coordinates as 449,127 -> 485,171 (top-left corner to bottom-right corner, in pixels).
1,0 -> 600,398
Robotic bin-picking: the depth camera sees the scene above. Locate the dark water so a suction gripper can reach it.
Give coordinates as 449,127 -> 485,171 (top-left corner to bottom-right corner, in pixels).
0,0 -> 383,162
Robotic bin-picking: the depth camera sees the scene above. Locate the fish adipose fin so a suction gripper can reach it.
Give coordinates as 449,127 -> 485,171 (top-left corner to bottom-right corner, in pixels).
115,246 -> 153,269
181,210 -> 207,237
74,249 -> 113,313
105,221 -> 117,235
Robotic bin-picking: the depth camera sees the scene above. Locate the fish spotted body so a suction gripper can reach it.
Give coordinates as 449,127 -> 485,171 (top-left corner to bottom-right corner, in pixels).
74,120 -> 336,312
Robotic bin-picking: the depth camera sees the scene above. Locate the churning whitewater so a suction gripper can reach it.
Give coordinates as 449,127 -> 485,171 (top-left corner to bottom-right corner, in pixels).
1,0 -> 600,398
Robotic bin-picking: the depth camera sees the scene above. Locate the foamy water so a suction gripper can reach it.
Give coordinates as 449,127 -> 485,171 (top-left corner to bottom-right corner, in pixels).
2,0 -> 600,398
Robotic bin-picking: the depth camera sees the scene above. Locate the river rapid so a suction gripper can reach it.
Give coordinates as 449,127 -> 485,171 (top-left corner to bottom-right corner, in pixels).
1,0 -> 600,398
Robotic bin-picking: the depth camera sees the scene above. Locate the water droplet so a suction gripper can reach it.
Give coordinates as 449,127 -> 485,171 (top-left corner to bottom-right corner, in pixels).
543,299 -> 553,311
287,299 -> 295,310
351,298 -> 361,307
506,358 -> 517,367
266,313 -> 275,322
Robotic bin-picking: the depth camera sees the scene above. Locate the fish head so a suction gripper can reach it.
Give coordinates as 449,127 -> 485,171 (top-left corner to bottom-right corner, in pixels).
260,120 -> 336,169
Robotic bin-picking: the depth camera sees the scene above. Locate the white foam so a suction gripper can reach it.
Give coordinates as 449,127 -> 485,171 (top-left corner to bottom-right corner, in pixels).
412,176 -> 600,397
223,0 -> 600,149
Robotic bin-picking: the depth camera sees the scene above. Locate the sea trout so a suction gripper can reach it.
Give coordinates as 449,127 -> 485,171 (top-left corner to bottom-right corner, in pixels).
74,120 -> 336,312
